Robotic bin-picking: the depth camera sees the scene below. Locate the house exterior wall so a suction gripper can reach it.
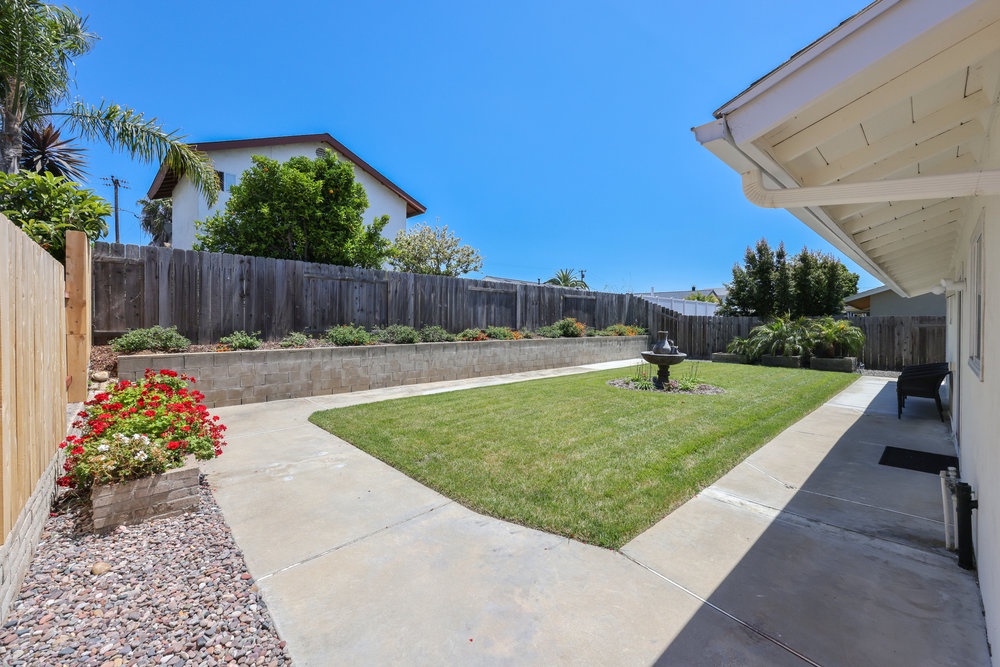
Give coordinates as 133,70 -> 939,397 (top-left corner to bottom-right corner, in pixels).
170,141 -> 408,250
869,291 -> 946,317
953,196 -> 1000,651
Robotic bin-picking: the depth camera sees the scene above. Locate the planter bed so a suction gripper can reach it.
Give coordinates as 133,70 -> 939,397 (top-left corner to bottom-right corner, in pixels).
760,354 -> 808,369
711,352 -> 748,364
809,356 -> 858,373
90,466 -> 201,532
118,336 -> 650,408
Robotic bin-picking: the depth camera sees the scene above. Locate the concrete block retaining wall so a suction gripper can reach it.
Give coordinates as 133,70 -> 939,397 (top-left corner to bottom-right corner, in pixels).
119,337 -> 651,408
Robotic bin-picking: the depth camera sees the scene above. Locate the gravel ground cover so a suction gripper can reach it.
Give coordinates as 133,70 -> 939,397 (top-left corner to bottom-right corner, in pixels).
0,478 -> 291,666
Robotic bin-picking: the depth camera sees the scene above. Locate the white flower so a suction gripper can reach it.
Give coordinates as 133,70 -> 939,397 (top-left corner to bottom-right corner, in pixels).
97,444 -> 109,452
134,451 -> 148,462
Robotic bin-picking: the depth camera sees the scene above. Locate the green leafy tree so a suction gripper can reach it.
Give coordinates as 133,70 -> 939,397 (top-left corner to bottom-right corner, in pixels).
137,197 -> 171,246
388,223 -> 484,276
194,151 -> 392,268
0,170 -> 110,261
773,242 -> 792,315
545,268 -> 589,289
790,248 -> 819,317
721,238 -> 858,318
0,1 -> 218,203
721,240 -> 775,317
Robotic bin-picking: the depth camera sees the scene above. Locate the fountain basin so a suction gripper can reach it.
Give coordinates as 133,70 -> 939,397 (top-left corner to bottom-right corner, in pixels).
640,351 -> 688,367
641,331 -> 688,389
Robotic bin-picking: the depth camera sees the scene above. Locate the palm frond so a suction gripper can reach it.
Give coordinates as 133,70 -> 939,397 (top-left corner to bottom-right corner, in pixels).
55,101 -> 219,205
0,1 -> 94,121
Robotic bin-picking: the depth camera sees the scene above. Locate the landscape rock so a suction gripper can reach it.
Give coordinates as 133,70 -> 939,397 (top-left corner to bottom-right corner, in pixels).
0,479 -> 291,665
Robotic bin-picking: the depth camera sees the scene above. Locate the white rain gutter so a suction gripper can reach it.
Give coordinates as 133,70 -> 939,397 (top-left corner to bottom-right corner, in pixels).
742,168 -> 1000,208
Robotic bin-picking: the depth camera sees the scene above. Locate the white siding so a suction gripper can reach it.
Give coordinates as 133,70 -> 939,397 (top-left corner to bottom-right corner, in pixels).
953,196 -> 1000,652
171,141 -> 409,250
868,291 -> 946,317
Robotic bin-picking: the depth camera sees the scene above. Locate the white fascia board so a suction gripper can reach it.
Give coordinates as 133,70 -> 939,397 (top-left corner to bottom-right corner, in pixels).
720,0 -> 978,146
692,119 -> 757,174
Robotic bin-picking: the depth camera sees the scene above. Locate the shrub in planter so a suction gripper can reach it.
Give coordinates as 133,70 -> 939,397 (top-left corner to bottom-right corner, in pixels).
746,316 -> 814,360
110,326 -> 191,353
553,317 -> 586,337
325,324 -> 373,346
218,330 -> 262,350
717,336 -> 753,364
485,326 -> 523,340
58,369 -> 227,490
809,317 -> 865,358
457,328 -> 488,341
374,324 -> 420,344
597,324 -> 646,337
419,325 -> 456,343
280,331 -> 311,348
531,325 -> 561,339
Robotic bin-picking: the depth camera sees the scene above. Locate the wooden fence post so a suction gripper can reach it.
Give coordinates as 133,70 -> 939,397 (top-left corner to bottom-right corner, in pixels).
65,231 -> 91,403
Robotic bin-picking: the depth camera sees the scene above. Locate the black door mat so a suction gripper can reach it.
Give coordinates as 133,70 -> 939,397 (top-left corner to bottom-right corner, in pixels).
878,446 -> 958,475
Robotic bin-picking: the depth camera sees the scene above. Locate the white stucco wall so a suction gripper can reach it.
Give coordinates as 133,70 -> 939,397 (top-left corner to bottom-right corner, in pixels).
869,291 -> 946,317
170,141 -> 408,250
952,195 -> 1000,654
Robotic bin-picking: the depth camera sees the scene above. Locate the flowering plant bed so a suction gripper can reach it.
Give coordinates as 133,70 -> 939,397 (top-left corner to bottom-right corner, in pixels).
59,369 -> 227,490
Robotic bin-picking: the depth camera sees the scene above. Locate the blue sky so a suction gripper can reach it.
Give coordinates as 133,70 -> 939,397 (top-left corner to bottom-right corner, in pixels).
67,0 -> 880,293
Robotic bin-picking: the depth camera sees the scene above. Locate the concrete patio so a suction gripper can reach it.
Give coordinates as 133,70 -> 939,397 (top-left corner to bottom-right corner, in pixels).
201,362 -> 990,666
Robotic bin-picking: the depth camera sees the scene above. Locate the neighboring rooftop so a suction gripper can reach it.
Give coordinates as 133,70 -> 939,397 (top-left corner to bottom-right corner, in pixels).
147,133 -> 426,217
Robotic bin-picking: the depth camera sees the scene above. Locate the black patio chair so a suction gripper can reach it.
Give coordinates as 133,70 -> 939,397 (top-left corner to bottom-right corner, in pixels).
897,362 -> 950,421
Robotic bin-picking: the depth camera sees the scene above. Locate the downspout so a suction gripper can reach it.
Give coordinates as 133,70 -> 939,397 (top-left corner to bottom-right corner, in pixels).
741,168 -> 1000,208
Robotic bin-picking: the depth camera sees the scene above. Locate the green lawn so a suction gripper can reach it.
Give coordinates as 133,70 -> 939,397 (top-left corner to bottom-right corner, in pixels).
309,364 -> 857,549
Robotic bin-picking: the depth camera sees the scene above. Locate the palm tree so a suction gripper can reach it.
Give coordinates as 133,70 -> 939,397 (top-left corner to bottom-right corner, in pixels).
137,197 -> 172,246
20,122 -> 86,180
0,1 -> 218,203
545,268 -> 589,289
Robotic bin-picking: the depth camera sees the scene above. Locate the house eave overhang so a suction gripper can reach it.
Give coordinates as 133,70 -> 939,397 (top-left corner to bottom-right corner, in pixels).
694,0 -> 1000,298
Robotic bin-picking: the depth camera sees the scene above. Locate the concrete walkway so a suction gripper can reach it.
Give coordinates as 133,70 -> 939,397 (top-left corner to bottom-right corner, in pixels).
200,363 -> 990,666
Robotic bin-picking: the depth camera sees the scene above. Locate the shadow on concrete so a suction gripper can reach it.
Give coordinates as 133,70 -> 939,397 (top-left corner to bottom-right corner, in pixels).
624,380 -> 990,666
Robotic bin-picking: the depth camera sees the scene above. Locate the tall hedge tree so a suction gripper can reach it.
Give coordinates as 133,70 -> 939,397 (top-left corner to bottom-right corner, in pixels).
194,151 -> 392,268
721,238 -> 858,318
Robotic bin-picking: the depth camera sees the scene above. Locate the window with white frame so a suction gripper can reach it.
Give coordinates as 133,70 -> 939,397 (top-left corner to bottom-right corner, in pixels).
969,213 -> 985,379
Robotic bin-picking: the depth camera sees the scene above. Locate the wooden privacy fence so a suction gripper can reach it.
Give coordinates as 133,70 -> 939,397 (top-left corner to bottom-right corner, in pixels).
0,219 -> 90,540
851,316 -> 946,371
92,244 -> 653,343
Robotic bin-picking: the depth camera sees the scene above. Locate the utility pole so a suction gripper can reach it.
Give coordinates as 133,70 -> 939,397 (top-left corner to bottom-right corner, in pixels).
102,176 -> 129,243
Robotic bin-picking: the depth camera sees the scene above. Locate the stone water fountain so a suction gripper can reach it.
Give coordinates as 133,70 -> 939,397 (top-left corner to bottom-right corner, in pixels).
640,331 -> 687,389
